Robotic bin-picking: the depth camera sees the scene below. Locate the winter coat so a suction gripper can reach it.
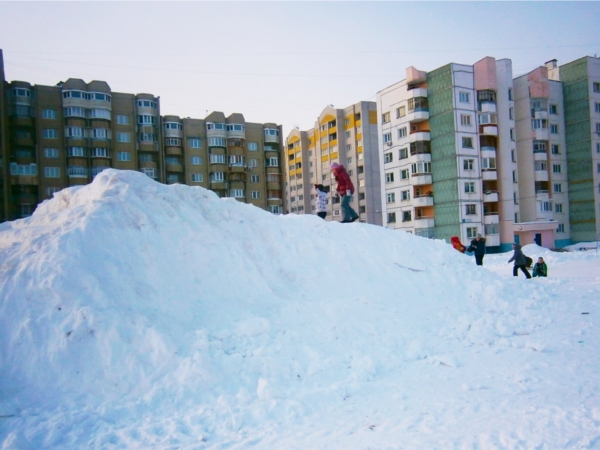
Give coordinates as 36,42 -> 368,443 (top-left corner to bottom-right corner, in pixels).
331,165 -> 354,196
532,262 -> 548,277
508,244 -> 527,266
468,237 -> 486,256
315,187 -> 328,213
450,236 -> 466,253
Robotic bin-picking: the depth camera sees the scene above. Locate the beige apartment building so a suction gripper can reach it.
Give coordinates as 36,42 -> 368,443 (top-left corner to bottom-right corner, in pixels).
285,102 -> 382,224
0,50 -> 285,221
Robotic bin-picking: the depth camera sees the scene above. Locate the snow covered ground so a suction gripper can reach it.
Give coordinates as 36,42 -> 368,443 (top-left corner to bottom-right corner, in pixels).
1,169 -> 599,450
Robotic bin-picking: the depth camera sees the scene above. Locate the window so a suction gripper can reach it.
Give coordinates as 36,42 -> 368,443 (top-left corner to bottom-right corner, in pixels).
164,122 -> 183,131
91,147 -> 110,158
511,150 -> 516,162
88,109 -> 111,120
44,148 -> 59,158
141,168 -> 156,178
593,82 -> 600,93
462,137 -> 473,148
532,119 -> 548,129
117,151 -> 131,161
266,157 -> 279,167
248,142 -> 258,151
10,163 -> 37,175
401,190 -> 410,201
464,182 -> 475,193
459,91 -> 470,103
460,115 -> 471,126
137,100 -> 157,108
45,167 -> 60,178
465,204 -> 476,215
191,173 -> 203,182
42,109 -> 57,119
385,172 -> 395,183
139,133 -> 156,142
382,112 -> 390,123
138,115 -> 156,125
535,161 -> 547,171
550,124 -> 558,134
557,223 -> 565,233
345,144 -> 352,152
248,158 -> 258,167
510,128 -> 515,141
554,183 -> 562,193
553,164 -> 562,174
400,169 -> 409,179
555,203 -> 563,213
481,158 -> 496,170
68,166 -> 88,177
250,175 -> 260,183
595,103 -> 600,114
191,156 -> 202,165
43,129 -> 58,139
513,170 -> 517,183
384,153 -> 393,163
116,115 -> 129,125
398,127 -> 407,138
386,193 -> 395,203
539,201 -> 552,212
46,187 -> 61,197
92,128 -> 110,139
402,211 -> 412,222
209,137 -> 226,147
383,132 -> 392,143
116,132 -> 131,143
165,137 -> 181,146
399,148 -> 408,159
387,212 -> 396,223
463,159 -> 474,170
509,107 -> 514,120
247,191 -> 260,200
396,106 -> 406,118
210,172 -> 225,182
467,227 -> 478,239
226,124 -> 245,132
188,138 -> 201,149
66,146 -> 85,157
549,104 -> 558,114
264,128 -> 279,137
411,161 -> 431,174
552,144 -> 560,155
508,88 -> 513,101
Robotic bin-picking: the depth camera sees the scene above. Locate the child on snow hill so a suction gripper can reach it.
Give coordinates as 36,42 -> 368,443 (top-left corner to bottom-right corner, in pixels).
314,184 -> 329,220
508,243 -> 532,279
467,233 -> 486,266
532,257 -> 548,277
330,162 -> 359,223
450,236 -> 466,253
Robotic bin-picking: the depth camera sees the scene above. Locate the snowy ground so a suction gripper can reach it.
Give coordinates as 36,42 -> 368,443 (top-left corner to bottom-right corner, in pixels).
1,169 -> 599,449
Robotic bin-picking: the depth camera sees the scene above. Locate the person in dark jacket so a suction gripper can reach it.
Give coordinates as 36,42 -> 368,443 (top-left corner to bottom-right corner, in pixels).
467,233 -> 486,266
508,243 -> 531,278
532,257 -> 548,277
330,162 -> 359,223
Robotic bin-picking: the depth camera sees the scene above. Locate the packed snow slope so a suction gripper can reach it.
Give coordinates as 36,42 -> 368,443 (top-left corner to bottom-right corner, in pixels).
1,169 -> 599,449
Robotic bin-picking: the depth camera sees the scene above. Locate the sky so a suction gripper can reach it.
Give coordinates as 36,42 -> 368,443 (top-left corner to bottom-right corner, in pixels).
1,1 -> 599,135
1,168 -> 600,448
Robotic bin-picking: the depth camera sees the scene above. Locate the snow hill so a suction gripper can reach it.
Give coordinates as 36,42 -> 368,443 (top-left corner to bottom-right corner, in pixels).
0,169 -> 599,449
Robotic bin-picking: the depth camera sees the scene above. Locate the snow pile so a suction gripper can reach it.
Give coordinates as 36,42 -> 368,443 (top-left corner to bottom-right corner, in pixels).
0,169 -> 598,449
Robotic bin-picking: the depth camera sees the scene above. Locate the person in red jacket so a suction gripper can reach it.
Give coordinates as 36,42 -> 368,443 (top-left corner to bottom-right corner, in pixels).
330,162 -> 359,223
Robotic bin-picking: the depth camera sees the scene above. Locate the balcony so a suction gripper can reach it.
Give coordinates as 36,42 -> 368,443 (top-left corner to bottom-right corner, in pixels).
166,146 -> 183,156
481,126 -> 498,136
407,87 -> 428,99
481,147 -> 496,159
409,131 -> 430,143
413,195 -> 434,207
406,109 -> 429,123
480,102 -> 497,113
414,217 -> 435,228
166,163 -> 183,173
483,191 -> 498,202
482,170 -> 497,180
484,213 -> 499,225
533,151 -> 548,161
264,134 -> 280,144
410,174 -> 432,186
534,128 -> 549,140
534,170 -> 549,182
534,110 -> 548,120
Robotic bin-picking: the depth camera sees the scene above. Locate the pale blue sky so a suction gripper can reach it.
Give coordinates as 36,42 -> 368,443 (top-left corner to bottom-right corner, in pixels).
1,1 -> 598,134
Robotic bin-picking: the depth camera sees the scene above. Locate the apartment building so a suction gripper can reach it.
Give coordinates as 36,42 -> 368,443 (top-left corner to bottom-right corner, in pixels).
284,103 -> 382,224
513,61 -> 570,248
552,56 -> 600,243
377,57 -> 517,251
0,51 -> 284,221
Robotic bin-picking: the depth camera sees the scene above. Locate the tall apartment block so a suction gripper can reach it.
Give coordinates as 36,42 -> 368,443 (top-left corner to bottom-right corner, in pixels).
513,61 -> 571,248
377,57 -> 518,251
284,103 -> 382,224
552,56 -> 600,243
0,50 -> 284,221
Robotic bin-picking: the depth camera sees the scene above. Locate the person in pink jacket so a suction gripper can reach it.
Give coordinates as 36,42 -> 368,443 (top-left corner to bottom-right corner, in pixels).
330,162 -> 359,223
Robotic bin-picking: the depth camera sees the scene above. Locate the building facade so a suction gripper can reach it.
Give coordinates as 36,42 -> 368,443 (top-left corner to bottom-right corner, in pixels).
377,57 -> 517,251
554,56 -> 600,243
513,61 -> 571,248
0,51 -> 284,221
284,103 -> 382,224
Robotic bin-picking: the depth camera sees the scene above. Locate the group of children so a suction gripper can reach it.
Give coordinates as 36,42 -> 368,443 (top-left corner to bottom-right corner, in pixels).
314,163 -> 359,223
452,235 -> 548,278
